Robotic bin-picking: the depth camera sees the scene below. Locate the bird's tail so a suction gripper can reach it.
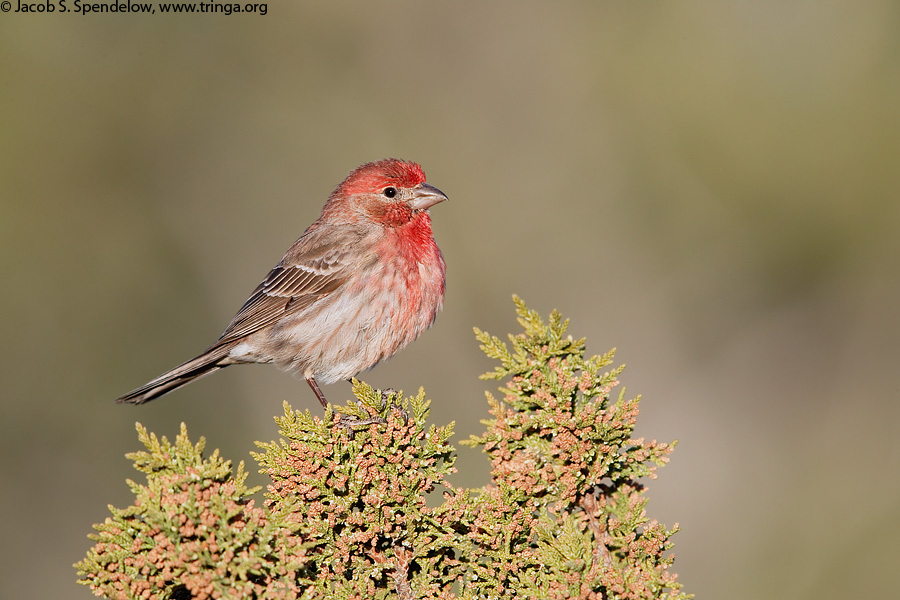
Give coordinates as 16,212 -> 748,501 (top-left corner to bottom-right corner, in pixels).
116,342 -> 237,405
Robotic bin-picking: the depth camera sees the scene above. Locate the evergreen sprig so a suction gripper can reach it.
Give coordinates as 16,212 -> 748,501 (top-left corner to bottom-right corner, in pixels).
459,296 -> 684,599
77,297 -> 690,600
251,383 -> 462,599
75,423 -> 278,599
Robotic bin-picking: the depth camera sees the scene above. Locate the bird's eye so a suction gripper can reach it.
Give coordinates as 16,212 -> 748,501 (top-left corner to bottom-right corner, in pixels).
383,187 -> 397,198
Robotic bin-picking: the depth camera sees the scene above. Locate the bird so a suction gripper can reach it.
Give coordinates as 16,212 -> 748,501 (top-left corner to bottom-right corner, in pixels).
117,159 -> 447,408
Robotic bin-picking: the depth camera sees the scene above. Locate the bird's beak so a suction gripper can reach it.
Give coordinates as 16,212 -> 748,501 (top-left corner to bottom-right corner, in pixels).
409,183 -> 449,211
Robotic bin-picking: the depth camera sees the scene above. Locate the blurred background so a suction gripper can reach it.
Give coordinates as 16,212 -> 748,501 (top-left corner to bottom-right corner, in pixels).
2,1 -> 899,598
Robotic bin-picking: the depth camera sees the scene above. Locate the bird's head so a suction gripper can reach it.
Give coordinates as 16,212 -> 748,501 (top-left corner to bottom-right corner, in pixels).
325,159 -> 448,227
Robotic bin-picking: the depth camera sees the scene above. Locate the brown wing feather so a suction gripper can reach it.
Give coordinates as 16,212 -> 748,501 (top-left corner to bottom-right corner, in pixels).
215,238 -> 352,344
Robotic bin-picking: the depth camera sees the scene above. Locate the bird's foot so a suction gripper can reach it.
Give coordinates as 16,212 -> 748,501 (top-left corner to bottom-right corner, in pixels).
333,387 -> 409,438
334,413 -> 387,439
379,388 -> 411,423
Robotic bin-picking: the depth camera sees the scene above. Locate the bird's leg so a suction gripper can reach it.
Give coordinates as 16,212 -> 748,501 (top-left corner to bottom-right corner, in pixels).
305,376 -> 328,408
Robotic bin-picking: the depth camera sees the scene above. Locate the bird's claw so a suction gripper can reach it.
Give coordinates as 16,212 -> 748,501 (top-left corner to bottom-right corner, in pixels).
333,387 -> 409,438
380,388 -> 411,424
334,413 -> 387,439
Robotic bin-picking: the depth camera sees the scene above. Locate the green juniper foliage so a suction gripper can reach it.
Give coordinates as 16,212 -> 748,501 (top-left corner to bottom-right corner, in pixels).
77,297 -> 690,600
74,424 -> 277,599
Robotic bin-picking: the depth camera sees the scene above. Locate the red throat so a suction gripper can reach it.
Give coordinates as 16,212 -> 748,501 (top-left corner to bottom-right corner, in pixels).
394,211 -> 437,262
372,209 -> 442,277
383,210 -> 446,304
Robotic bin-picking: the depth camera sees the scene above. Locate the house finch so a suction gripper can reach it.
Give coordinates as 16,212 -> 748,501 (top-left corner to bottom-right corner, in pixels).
117,158 -> 447,408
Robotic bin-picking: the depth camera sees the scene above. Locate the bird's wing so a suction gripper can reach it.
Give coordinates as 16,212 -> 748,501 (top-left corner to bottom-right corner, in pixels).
214,238 -> 353,345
